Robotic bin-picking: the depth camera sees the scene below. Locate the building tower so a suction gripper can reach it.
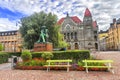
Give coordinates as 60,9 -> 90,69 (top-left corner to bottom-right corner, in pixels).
83,8 -> 98,50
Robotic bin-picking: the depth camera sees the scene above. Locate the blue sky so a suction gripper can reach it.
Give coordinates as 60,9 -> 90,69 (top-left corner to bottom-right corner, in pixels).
0,0 -> 120,31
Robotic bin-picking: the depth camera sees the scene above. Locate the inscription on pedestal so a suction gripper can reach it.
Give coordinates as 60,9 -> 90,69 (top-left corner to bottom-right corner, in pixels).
34,43 -> 53,52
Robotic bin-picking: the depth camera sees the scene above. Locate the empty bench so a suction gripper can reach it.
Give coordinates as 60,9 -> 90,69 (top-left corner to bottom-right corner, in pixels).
82,60 -> 114,74
44,60 -> 72,72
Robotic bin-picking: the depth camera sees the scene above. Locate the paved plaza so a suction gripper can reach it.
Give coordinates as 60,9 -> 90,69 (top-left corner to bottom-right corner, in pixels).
0,51 -> 120,80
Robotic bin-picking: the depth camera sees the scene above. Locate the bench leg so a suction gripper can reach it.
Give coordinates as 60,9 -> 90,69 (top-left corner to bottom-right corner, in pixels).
111,68 -> 114,74
47,67 -> 50,72
67,67 -> 69,72
86,68 -> 88,73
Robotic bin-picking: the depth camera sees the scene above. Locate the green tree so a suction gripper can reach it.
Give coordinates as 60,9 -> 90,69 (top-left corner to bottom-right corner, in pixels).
53,25 -> 68,48
19,11 -> 57,49
0,43 -> 4,51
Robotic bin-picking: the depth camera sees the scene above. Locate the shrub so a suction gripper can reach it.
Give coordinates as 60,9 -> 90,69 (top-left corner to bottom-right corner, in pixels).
0,52 -> 9,64
41,52 -> 53,60
17,59 -> 46,66
78,61 -> 84,66
21,50 -> 32,61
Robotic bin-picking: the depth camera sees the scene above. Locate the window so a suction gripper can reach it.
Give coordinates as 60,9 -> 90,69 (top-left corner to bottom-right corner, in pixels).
64,33 -> 66,39
2,33 -> 4,36
65,24 -> 71,30
75,32 -> 77,40
67,33 -> 70,39
71,33 -> 73,39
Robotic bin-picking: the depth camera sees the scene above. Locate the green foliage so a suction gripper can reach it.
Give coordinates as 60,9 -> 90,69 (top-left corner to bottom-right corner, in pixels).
31,52 -> 43,58
18,59 -> 46,66
52,50 -> 90,62
41,52 -> 53,60
7,52 -> 21,58
19,11 -> 58,49
31,50 -> 90,62
21,50 -> 32,61
0,52 -> 9,64
0,43 -> 4,51
87,62 -> 105,66
78,61 -> 84,66
52,25 -> 68,48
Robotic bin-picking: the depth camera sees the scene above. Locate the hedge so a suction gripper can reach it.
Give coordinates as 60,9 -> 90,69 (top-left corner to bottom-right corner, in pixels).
0,52 -> 9,64
52,50 -> 90,62
7,52 -> 22,58
32,50 -> 90,62
31,52 -> 45,58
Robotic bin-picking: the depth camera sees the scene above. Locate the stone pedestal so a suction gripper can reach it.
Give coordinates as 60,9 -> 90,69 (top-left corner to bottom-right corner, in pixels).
33,43 -> 53,52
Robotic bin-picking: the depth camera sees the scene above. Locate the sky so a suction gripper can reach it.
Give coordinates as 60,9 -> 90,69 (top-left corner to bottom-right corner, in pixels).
0,0 -> 120,32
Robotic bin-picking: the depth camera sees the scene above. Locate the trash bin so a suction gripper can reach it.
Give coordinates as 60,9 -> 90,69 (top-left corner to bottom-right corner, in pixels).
11,56 -> 18,69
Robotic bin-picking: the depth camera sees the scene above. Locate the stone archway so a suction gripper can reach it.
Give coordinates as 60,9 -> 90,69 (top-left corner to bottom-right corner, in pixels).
75,43 -> 79,49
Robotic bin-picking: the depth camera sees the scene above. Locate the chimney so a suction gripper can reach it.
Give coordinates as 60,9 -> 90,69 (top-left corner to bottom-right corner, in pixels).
113,18 -> 116,23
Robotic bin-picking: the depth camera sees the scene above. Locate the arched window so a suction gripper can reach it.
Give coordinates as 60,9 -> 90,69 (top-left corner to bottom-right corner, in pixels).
94,36 -> 97,41
75,32 -> 77,40
71,32 -> 73,39
95,43 -> 98,50
75,43 -> 79,49
64,33 -> 66,39
67,33 -> 70,39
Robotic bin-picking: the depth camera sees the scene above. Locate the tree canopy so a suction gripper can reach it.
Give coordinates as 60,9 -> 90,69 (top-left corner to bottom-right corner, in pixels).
19,11 -> 67,49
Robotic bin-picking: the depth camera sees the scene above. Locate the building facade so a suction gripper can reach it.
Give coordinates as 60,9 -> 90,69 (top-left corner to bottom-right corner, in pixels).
0,30 -> 22,52
106,18 -> 120,50
98,30 -> 108,51
57,8 -> 99,50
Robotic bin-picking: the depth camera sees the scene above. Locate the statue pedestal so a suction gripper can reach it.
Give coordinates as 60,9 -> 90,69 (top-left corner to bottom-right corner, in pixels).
33,43 -> 53,52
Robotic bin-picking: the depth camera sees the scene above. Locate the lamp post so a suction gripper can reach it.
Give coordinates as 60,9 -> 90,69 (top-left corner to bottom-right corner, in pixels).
14,21 -> 21,52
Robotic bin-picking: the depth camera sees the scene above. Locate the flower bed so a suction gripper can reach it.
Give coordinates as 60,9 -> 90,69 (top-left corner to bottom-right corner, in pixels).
15,66 -> 47,70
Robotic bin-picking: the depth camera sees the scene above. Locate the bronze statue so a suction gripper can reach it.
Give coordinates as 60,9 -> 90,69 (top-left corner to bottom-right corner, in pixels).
37,26 -> 49,43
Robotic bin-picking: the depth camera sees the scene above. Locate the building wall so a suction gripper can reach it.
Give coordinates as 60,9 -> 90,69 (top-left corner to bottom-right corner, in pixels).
0,30 -> 23,52
60,15 -> 98,50
106,19 -> 120,51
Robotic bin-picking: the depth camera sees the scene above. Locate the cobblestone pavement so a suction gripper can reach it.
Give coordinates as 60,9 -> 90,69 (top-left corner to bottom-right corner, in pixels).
0,51 -> 120,80
0,63 -> 11,70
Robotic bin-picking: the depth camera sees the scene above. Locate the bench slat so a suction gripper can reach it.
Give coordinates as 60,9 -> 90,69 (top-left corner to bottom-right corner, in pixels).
83,66 -> 113,68
44,65 -> 71,67
46,60 -> 72,62
82,60 -> 113,63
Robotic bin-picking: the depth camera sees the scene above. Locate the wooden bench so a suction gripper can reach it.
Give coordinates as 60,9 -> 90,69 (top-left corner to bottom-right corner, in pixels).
82,60 -> 114,74
44,59 -> 72,72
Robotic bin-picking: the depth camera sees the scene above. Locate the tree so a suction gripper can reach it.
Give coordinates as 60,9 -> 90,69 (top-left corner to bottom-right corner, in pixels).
0,43 -> 4,51
19,11 -> 58,49
53,25 -> 68,48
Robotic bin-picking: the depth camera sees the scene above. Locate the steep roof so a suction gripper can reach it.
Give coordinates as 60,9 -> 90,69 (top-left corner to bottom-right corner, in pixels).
84,8 -> 92,17
93,21 -> 97,28
57,16 -> 82,25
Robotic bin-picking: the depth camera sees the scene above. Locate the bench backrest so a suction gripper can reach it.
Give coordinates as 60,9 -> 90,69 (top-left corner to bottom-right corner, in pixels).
82,60 -> 113,63
46,60 -> 72,63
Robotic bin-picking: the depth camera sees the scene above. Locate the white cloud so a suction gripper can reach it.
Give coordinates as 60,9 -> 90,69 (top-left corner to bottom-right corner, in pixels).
0,18 -> 18,31
0,0 -> 120,31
